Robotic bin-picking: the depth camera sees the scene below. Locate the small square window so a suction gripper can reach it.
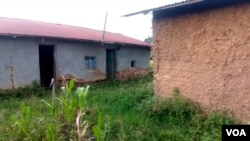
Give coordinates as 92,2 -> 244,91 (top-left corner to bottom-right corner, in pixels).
85,56 -> 96,69
131,60 -> 136,68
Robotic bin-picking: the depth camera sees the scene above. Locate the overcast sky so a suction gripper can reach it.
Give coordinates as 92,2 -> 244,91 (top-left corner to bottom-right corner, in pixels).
0,0 -> 183,41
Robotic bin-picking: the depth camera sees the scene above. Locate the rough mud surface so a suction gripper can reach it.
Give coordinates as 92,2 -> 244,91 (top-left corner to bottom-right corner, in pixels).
153,4 -> 250,122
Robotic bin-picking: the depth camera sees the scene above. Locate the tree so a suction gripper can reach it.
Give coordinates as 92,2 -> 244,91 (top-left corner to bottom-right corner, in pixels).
144,36 -> 153,44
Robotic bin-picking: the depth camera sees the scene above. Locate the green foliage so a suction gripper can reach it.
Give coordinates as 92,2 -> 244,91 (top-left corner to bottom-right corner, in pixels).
92,111 -> 109,141
1,79 -> 91,141
0,73 -> 237,141
0,80 -> 49,99
144,36 -> 153,44
85,74 -> 236,141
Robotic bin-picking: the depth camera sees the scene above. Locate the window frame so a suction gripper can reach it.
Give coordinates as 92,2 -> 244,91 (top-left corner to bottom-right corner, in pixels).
84,56 -> 96,70
131,60 -> 136,68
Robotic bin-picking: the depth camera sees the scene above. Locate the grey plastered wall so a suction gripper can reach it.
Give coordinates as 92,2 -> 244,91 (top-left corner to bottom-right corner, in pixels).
116,46 -> 151,71
56,41 -> 106,80
0,35 -> 150,88
0,36 -> 40,89
0,36 -> 108,88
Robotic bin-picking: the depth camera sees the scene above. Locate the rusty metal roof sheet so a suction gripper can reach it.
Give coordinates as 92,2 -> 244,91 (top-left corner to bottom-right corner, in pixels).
122,0 -> 203,17
0,17 -> 150,47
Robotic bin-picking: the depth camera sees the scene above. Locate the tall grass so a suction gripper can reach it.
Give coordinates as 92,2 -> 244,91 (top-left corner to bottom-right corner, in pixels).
85,74 -> 236,141
0,80 -> 49,99
1,79 -> 92,141
0,73 -> 237,141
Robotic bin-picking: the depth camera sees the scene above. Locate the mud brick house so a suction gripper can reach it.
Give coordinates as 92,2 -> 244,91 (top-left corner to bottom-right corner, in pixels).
0,17 -> 151,89
124,0 -> 250,122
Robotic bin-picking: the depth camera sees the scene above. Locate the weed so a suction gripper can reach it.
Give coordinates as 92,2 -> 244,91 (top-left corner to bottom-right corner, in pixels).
0,80 -> 49,99
0,74 -> 237,141
85,74 -> 236,141
93,111 -> 105,141
1,78 -> 92,141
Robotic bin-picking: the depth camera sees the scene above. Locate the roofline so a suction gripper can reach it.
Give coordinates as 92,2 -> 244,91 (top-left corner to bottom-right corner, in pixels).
0,17 -> 151,47
122,0 -> 204,17
0,16 -> 110,34
0,33 -> 151,48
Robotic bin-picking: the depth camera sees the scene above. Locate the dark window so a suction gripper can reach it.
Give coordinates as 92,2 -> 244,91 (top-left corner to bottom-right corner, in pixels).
85,56 -> 96,69
131,60 -> 135,68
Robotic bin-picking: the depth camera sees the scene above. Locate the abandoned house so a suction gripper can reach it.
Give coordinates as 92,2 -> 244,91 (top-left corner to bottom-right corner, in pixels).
124,0 -> 250,122
0,17 -> 151,89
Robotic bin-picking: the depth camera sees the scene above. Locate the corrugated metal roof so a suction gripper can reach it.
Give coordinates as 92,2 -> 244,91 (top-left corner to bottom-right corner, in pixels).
122,0 -> 204,17
0,17 -> 150,47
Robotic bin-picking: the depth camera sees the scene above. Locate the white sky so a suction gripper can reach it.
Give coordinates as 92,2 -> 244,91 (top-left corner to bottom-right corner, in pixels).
0,0 -> 183,41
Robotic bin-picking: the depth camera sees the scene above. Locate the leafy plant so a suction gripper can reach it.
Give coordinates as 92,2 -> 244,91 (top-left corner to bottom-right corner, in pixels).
92,111 -> 109,141
3,78 -> 92,141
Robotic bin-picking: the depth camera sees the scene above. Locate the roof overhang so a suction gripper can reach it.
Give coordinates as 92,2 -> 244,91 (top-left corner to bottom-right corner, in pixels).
0,33 -> 151,48
122,0 -> 250,18
122,0 -> 204,17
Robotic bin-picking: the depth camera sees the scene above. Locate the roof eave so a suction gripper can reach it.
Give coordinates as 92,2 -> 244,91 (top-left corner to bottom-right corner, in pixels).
0,33 -> 151,47
122,0 -> 204,17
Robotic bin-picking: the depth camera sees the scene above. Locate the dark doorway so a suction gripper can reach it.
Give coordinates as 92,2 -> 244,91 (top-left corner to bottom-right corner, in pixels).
106,49 -> 116,79
39,45 -> 55,88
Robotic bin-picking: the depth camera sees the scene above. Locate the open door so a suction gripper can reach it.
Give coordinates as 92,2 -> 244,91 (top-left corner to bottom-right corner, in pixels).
39,45 -> 55,88
106,49 -> 116,79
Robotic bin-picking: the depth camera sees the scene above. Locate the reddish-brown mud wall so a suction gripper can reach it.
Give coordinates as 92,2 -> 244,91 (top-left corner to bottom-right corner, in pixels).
153,4 -> 250,122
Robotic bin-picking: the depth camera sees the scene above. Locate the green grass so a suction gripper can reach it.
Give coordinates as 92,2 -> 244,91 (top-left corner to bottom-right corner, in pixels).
0,73 -> 237,141
84,74 -> 237,141
0,79 -> 90,141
